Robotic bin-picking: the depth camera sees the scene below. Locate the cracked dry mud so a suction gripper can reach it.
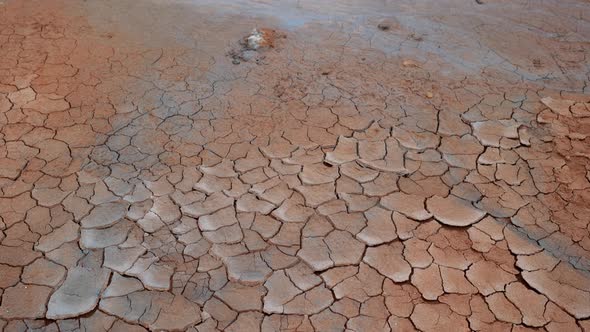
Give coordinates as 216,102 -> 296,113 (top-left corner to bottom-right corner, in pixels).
0,0 -> 590,331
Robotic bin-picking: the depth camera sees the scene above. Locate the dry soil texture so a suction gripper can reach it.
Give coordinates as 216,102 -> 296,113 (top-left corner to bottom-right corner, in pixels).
1,0 -> 590,331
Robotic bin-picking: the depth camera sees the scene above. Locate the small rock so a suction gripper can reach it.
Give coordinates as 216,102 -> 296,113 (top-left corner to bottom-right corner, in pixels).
245,28 -> 276,50
402,59 -> 420,67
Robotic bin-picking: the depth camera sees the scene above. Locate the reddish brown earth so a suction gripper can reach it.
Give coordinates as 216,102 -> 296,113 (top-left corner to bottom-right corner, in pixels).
1,0 -> 590,331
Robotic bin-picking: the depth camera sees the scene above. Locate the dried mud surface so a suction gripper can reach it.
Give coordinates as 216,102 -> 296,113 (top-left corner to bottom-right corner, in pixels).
1,0 -> 590,331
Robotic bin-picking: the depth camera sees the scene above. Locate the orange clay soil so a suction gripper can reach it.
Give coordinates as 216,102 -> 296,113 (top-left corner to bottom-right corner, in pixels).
0,0 -> 589,331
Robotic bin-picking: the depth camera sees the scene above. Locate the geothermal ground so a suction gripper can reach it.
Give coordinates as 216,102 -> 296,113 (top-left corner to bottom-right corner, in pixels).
0,0 -> 589,331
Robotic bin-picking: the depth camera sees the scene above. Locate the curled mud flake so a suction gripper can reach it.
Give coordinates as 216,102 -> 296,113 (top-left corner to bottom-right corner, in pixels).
357,206 -> 397,245
103,273 -> 144,298
505,282 -> 549,327
216,282 -> 266,312
363,242 -> 411,282
46,266 -> 111,319
381,192 -> 432,221
485,293 -> 522,324
522,262 -> 590,319
225,252 -> 272,285
80,202 -> 129,229
410,302 -> 469,331
150,295 -> 202,331
466,260 -> 516,296
21,259 -> 66,287
411,263 -> 444,300
427,195 -> 486,227
541,97 -> 575,116
263,270 -> 302,313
